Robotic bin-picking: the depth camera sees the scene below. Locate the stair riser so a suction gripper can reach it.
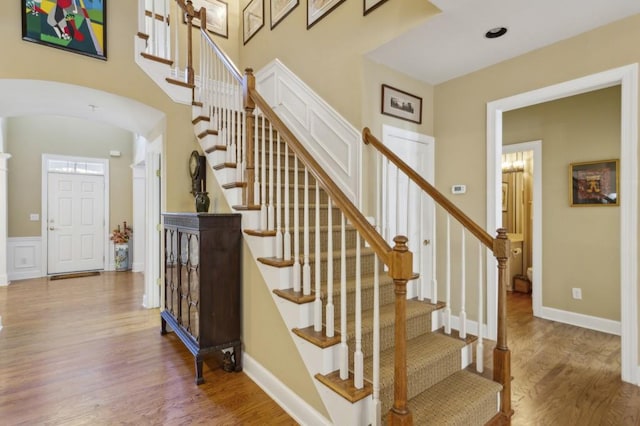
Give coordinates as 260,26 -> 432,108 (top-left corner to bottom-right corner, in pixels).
293,227 -> 360,253
344,309 -> 433,358
285,206 -> 344,229
325,278 -> 395,321
295,250 -> 379,285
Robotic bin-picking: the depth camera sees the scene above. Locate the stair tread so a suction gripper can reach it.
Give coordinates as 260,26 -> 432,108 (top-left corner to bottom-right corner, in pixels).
365,332 -> 465,381
409,370 -> 502,426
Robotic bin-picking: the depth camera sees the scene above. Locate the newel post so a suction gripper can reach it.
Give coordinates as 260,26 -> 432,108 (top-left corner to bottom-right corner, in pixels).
243,68 -> 256,206
388,236 -> 413,426
493,228 -> 512,420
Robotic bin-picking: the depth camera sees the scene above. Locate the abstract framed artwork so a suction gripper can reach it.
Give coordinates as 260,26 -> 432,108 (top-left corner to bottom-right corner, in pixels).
22,0 -> 107,60
381,84 -> 423,124
191,0 -> 228,38
570,159 -> 619,206
243,0 -> 264,44
271,0 -> 298,30
307,0 -> 345,29
363,0 -> 389,15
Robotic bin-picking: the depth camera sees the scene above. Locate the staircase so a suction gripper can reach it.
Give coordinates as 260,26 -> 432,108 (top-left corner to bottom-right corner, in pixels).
136,1 -> 512,424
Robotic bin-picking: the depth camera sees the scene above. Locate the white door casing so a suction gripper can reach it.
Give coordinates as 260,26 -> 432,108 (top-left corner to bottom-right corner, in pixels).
47,173 -> 105,274
487,64 -> 638,384
382,125 -> 435,300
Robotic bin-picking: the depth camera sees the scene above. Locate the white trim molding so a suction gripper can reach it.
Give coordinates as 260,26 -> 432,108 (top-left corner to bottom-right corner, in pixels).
255,59 -> 362,207
0,153 -> 11,286
7,237 -> 42,281
487,63 -> 639,385
242,353 -> 331,426
540,306 -> 621,336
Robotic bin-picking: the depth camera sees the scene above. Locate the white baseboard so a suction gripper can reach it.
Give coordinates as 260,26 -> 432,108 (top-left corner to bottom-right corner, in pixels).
242,353 -> 331,426
7,237 -> 43,281
540,306 -> 621,336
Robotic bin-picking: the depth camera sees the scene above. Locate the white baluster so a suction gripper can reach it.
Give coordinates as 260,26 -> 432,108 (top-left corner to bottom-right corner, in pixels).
372,252 -> 381,425
326,198 -> 334,337
314,184 -> 322,332
431,205 -> 438,306
267,123 -> 274,231
339,214 -> 348,380
460,229 -> 467,339
292,156 -> 300,292
275,133 -> 283,258
476,241 -> 484,373
283,144 -> 291,261
253,110 -> 259,206
354,235 -> 363,389
302,168 -> 311,295
445,215 -> 452,334
260,114 -> 267,230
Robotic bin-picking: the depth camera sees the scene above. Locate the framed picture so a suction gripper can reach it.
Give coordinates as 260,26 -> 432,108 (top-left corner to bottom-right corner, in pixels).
190,0 -> 228,38
243,0 -> 264,44
502,182 -> 508,212
307,0 -> 345,29
570,159 -> 619,206
21,0 -> 107,60
364,0 -> 389,15
381,84 -> 423,124
271,0 -> 298,29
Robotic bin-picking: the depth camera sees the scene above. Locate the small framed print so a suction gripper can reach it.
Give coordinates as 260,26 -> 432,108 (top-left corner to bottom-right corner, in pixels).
381,84 -> 423,124
307,0 -> 345,29
271,0 -> 298,29
190,0 -> 228,38
570,159 -> 619,206
243,0 -> 264,44
364,0 -> 389,15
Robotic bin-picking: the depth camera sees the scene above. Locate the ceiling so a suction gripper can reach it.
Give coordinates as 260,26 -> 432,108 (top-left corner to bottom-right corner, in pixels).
367,0 -> 640,85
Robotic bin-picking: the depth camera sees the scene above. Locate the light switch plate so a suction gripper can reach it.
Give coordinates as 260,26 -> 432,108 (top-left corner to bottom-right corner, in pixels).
29,213 -> 39,221
451,184 -> 466,194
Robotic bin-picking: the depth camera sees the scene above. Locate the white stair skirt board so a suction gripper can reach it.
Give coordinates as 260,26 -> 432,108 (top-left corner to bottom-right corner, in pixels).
242,353 -> 332,426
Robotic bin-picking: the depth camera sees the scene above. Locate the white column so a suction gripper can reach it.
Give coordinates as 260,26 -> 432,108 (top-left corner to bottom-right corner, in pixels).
0,153 -> 12,286
131,164 -> 146,273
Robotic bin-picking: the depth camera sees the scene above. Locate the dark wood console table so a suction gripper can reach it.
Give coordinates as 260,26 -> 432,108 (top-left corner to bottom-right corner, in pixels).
161,213 -> 242,384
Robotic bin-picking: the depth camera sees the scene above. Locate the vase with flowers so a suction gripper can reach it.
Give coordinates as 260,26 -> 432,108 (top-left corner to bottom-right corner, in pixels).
111,221 -> 132,271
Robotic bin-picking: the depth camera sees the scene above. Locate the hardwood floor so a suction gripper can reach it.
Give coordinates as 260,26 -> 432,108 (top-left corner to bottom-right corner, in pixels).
504,292 -> 640,425
3,273 -> 640,425
0,272 -> 296,425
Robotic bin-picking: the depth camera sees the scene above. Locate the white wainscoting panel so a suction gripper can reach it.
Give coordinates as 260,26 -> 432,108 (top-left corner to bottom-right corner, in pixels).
256,59 -> 361,206
8,237 -> 43,280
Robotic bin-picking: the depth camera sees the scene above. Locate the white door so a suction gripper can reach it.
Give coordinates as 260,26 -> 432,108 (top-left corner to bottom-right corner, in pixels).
382,125 -> 435,300
48,173 -> 105,274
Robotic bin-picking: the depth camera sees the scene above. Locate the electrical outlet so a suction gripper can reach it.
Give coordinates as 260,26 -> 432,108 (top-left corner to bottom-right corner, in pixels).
572,288 -> 582,300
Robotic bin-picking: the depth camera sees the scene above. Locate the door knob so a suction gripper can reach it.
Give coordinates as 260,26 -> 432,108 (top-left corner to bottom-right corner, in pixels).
423,239 -> 430,246
49,227 -> 55,231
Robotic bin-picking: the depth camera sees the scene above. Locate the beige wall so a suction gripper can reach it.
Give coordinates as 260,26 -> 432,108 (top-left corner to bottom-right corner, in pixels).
433,14 -> 640,323
504,87 -> 621,320
7,116 -> 134,238
239,0 -> 439,126
0,1 -> 197,214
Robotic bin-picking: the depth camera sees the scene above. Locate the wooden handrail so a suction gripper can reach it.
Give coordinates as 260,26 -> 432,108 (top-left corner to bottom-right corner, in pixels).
249,88 -> 393,266
198,11 -> 243,83
362,127 -> 494,250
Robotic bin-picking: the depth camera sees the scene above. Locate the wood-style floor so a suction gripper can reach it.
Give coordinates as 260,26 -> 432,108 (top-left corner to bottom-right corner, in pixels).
2,274 -> 640,425
0,272 -> 295,425
504,292 -> 640,425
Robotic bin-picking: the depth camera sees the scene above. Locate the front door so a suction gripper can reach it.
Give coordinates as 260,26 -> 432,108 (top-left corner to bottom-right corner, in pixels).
382,125 -> 435,300
47,173 -> 105,274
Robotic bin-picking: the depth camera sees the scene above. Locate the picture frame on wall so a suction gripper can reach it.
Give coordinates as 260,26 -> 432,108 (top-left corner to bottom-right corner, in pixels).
190,0 -> 229,38
570,159 -> 619,206
381,84 -> 423,124
243,0 -> 264,44
307,0 -> 345,29
271,0 -> 298,29
363,0 -> 389,15
21,0 -> 107,60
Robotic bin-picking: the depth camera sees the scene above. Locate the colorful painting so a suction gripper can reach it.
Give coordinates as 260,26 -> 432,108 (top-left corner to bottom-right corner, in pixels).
22,0 -> 107,60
